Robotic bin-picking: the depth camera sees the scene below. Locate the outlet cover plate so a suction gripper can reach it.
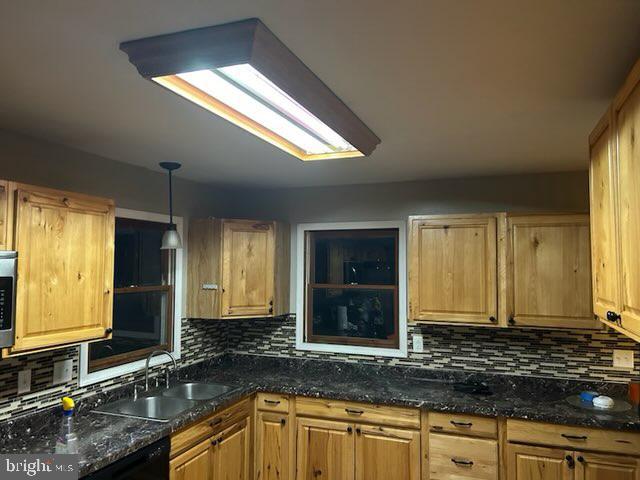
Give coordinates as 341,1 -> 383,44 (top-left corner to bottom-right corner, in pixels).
53,359 -> 73,385
17,369 -> 31,395
412,334 -> 424,353
613,350 -> 635,369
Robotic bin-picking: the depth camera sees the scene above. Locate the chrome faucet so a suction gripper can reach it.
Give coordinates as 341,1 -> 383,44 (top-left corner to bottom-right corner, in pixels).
144,350 -> 177,391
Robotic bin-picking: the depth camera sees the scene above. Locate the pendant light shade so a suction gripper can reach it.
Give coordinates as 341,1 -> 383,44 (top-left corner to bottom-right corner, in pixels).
159,161 -> 183,250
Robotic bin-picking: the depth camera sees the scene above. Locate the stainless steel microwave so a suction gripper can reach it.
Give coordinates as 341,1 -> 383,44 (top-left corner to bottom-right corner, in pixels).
0,251 -> 16,348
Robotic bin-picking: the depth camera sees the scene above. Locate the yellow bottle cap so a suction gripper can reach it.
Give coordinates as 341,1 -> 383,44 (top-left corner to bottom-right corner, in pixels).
61,397 -> 75,411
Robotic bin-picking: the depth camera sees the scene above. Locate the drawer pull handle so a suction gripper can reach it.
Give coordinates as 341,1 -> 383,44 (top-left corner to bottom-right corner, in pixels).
451,458 -> 474,467
264,399 -> 281,405
561,434 -> 588,441
345,409 -> 364,415
209,418 -> 223,426
450,420 -> 473,428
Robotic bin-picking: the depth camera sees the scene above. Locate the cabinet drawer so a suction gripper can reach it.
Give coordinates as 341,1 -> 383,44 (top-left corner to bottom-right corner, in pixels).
507,419 -> 640,456
256,393 -> 289,413
296,396 -> 420,429
429,412 -> 497,439
171,397 -> 251,457
429,432 -> 498,480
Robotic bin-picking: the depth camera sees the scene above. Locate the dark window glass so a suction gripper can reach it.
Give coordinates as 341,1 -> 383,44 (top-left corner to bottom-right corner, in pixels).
89,218 -> 174,372
305,229 -> 399,348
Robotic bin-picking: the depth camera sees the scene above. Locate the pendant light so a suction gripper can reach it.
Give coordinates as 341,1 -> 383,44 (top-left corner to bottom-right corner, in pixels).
159,161 -> 183,250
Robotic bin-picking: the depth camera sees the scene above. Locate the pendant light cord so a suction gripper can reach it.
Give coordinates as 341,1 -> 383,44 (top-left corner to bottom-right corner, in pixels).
168,169 -> 174,225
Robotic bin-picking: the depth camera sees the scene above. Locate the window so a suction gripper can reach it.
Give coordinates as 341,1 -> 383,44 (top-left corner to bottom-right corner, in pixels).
296,222 -> 407,357
80,209 -> 182,385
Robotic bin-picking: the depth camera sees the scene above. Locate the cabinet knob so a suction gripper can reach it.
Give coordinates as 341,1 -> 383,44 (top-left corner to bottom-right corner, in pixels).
355,428 -> 361,435
105,328 -> 113,335
268,307 -> 273,314
211,439 -> 218,446
606,311 -> 621,323
347,426 -> 353,434
508,316 -> 516,326
280,418 -> 286,426
565,455 -> 575,469
577,456 -> 584,463
489,316 -> 497,323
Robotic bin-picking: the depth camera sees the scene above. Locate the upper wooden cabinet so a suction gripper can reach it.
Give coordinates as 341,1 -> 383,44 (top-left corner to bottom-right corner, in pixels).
408,214 -> 499,325
6,184 -> 115,356
506,214 -> 597,330
589,58 -> 640,341
187,218 -> 290,319
0,180 -> 12,250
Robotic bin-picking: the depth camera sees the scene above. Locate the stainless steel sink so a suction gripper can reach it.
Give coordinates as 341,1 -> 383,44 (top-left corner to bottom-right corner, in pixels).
94,395 -> 197,422
162,382 -> 233,401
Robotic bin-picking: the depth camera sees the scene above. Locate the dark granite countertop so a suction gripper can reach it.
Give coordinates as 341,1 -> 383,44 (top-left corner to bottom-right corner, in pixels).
1,354 -> 638,477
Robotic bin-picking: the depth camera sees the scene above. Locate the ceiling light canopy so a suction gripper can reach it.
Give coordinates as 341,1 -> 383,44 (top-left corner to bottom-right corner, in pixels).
120,19 -> 380,161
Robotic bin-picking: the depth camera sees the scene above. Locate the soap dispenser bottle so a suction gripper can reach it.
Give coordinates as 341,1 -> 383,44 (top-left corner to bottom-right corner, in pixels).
55,397 -> 78,454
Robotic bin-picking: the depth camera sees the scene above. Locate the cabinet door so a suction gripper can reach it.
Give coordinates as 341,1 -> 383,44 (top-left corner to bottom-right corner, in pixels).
296,417 -> 354,480
170,437 -> 213,480
575,452 -> 640,480
221,220 -> 275,317
12,186 -> 115,353
354,424 -> 420,480
408,215 -> 497,324
507,215 -> 597,329
0,180 -> 10,250
214,417 -> 251,480
589,112 -> 622,322
615,72 -> 640,339
255,411 -> 290,480
507,443 -> 573,480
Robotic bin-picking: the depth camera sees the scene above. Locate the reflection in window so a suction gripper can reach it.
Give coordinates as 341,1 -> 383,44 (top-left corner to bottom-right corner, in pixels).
305,229 -> 399,348
89,218 -> 174,372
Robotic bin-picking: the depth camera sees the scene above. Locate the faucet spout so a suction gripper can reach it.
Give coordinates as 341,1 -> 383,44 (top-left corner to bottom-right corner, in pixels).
144,350 -> 178,391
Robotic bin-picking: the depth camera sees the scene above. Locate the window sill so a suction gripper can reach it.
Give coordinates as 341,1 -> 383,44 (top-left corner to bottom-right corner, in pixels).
295,339 -> 407,358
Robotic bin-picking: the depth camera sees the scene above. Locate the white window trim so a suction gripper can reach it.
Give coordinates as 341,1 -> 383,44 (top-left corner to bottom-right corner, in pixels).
78,208 -> 184,387
295,221 -> 407,358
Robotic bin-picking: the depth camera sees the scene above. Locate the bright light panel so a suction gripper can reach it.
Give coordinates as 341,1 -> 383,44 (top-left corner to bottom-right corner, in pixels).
154,64 -> 361,160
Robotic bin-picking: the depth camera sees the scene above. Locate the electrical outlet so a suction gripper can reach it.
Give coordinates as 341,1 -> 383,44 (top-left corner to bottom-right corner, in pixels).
412,334 -> 424,353
613,350 -> 635,369
17,369 -> 31,395
53,359 -> 73,385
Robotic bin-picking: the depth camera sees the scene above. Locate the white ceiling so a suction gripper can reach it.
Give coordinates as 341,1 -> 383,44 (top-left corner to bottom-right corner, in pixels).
1,0 -> 639,188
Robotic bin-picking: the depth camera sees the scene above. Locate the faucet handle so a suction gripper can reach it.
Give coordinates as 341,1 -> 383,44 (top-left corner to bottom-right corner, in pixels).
165,367 -> 171,389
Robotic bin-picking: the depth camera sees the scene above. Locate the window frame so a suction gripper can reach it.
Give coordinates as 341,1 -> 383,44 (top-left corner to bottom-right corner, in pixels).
78,208 -> 184,387
295,221 -> 407,358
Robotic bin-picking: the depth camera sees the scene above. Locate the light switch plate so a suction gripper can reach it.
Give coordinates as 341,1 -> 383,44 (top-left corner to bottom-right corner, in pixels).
412,334 -> 424,353
53,359 -> 73,385
17,369 -> 31,395
613,350 -> 635,369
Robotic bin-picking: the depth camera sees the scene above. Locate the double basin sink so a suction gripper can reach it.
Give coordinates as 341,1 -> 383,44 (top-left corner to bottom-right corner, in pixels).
94,382 -> 233,422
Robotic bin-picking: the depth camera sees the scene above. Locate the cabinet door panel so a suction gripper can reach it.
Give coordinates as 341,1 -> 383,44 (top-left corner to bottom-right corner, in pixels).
409,215 -> 497,324
508,215 -> 597,329
616,77 -> 640,338
214,418 -> 250,480
507,444 -> 572,480
12,186 -> 114,353
355,425 -> 420,480
589,114 -> 622,320
0,180 -> 9,250
221,220 -> 275,317
255,411 -> 290,480
576,452 -> 640,480
296,417 -> 354,480
170,438 -> 213,480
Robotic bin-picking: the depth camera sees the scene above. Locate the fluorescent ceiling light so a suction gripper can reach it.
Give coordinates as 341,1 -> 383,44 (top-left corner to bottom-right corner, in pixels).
153,66 -> 361,160
120,18 -> 380,161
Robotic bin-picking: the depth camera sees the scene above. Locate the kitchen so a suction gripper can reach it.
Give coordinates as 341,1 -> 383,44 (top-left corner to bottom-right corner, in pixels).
0,1 -> 640,479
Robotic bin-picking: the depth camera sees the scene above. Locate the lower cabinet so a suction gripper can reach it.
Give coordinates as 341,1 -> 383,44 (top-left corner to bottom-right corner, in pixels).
295,410 -> 421,480
296,417 -> 354,480
255,410 -> 291,480
170,438 -> 214,480
507,443 -> 640,480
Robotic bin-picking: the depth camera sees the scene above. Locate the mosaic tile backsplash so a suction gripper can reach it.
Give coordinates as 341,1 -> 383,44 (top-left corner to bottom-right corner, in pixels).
1,315 -> 639,420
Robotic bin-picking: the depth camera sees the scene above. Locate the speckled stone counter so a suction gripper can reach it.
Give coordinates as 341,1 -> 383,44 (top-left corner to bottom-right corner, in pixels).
0,354 -> 638,477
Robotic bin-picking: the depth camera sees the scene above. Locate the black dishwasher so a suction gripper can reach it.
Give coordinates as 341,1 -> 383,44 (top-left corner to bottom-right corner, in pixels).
82,437 -> 169,480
